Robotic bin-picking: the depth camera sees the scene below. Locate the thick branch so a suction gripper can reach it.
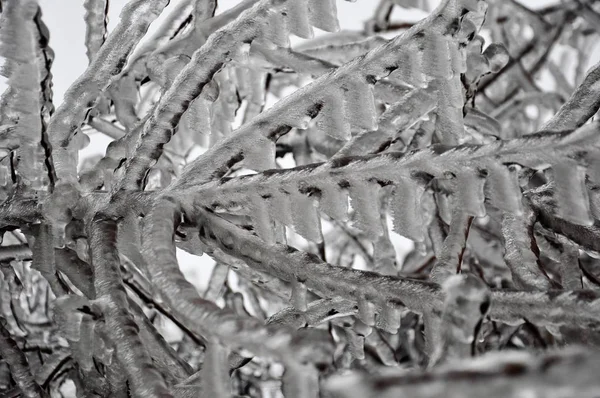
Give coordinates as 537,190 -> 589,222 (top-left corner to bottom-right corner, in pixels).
141,196 -> 333,365
196,208 -> 600,328
88,217 -> 172,397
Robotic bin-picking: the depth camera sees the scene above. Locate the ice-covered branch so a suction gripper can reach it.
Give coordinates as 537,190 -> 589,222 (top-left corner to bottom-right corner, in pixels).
195,208 -> 600,328
0,0 -> 48,191
141,196 -> 334,368
87,217 -> 172,397
174,0 -> 485,190
179,123 -> 600,243
46,0 -> 169,186
83,0 -> 108,63
196,207 -> 443,323
117,0 -> 343,191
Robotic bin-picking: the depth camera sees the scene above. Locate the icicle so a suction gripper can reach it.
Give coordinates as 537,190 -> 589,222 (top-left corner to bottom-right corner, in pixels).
235,66 -> 251,99
75,238 -> 90,263
273,221 -> 287,244
269,190 -> 294,229
250,192 -> 276,245
376,302 -> 401,334
357,295 -> 376,326
395,48 -> 427,88
390,178 -> 426,242
109,74 -> 139,131
286,0 -> 313,39
373,233 -> 398,276
22,262 -> 33,298
243,134 -> 276,171
553,162 -> 593,226
10,260 -> 29,299
211,70 -> 238,138
6,263 -> 22,301
343,77 -> 378,132
455,169 -> 486,217
423,34 -> 451,80
211,105 -> 232,141
307,0 -> 340,32
240,68 -> 267,121
317,181 -> 349,222
486,163 -> 522,214
316,88 -> 351,140
558,235 -> 583,290
436,75 -> 465,145
348,179 -> 383,239
78,315 -> 95,371
291,277 -> 308,311
290,192 -> 323,243
435,274 -> 490,363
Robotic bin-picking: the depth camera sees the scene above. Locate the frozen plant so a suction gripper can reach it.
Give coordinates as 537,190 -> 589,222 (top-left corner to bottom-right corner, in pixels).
1,0 -> 600,397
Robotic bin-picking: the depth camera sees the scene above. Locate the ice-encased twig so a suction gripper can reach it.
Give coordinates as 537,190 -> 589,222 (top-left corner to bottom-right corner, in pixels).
53,243 -> 197,380
33,6 -> 55,124
526,184 -> 600,254
46,0 -> 169,186
0,0 -> 48,191
430,210 -> 473,283
196,207 -> 443,317
83,0 -> 108,63
0,196 -> 42,228
501,204 -> 553,290
196,207 -> 600,328
125,0 -> 195,78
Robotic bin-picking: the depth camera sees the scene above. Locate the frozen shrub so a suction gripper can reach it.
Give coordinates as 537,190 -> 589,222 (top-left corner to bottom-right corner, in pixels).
1,0 -> 600,397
